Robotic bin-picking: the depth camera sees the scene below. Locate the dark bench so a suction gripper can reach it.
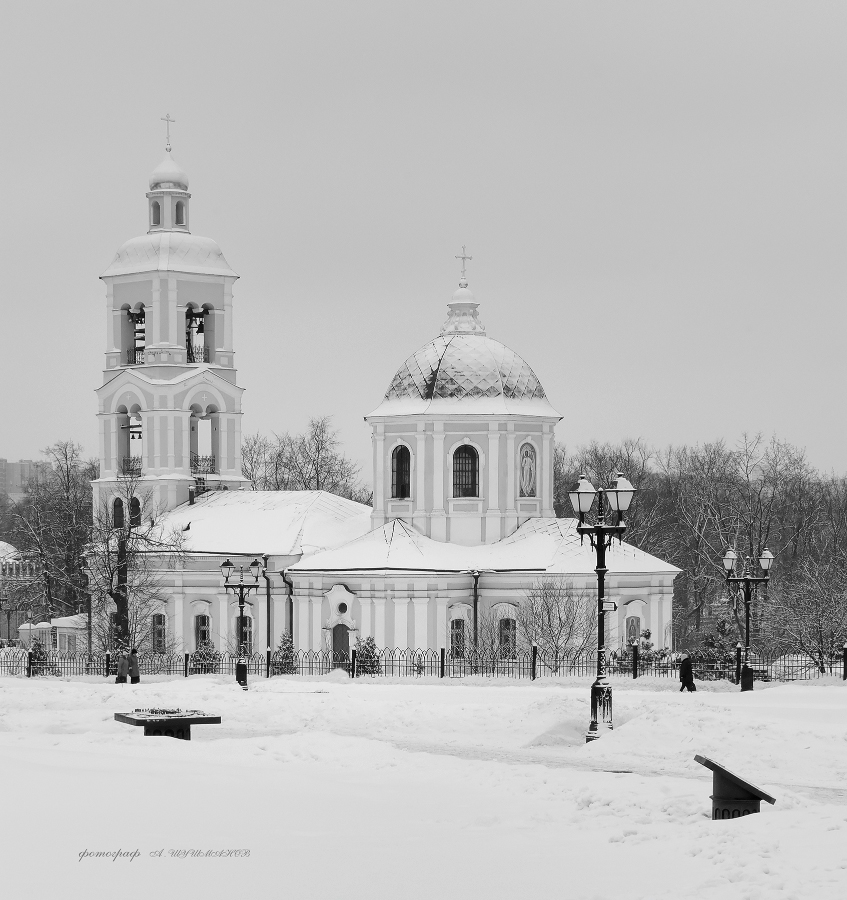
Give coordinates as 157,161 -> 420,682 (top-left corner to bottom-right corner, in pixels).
115,708 -> 221,741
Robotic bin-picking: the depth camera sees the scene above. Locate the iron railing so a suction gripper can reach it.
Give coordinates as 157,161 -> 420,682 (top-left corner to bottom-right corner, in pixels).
120,457 -> 142,476
126,348 -> 145,365
2,646 -> 845,682
187,344 -> 209,363
190,454 -> 217,475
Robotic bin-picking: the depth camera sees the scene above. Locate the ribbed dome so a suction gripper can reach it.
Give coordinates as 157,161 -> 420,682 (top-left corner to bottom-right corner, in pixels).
149,152 -> 189,190
384,333 -> 548,404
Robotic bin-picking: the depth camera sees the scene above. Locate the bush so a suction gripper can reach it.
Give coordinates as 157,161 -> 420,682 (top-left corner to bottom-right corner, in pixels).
271,632 -> 297,675
354,635 -> 380,675
189,640 -> 220,674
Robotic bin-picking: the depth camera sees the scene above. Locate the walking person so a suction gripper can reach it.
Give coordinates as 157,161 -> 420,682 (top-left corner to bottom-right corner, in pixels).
115,648 -> 129,684
129,647 -> 140,685
679,651 -> 696,692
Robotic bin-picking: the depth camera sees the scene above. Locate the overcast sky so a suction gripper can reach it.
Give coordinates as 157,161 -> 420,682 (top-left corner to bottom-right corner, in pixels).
1,1 -> 845,483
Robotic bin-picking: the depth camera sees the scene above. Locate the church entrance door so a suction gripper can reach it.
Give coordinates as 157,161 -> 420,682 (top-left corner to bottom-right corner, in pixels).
332,623 -> 350,667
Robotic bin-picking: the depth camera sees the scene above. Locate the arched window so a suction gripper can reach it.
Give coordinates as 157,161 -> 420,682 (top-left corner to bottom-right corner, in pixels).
195,614 -> 211,649
450,618 -> 465,658
453,445 -> 479,498
150,201 -> 160,227
499,618 -> 516,659
175,201 -> 185,226
112,498 -> 125,529
151,613 -> 166,653
391,445 -> 411,499
519,444 -> 537,497
129,497 -> 141,528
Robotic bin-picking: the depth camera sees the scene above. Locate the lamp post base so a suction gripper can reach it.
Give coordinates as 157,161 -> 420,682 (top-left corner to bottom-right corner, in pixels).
586,676 -> 613,743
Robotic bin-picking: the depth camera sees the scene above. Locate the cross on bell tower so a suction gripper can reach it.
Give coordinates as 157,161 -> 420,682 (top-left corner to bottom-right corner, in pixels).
455,245 -> 472,288
161,113 -> 176,152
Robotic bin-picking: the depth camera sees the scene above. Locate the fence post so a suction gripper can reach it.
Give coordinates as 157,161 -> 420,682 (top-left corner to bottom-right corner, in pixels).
26,651 -> 32,678
440,647 -> 446,678
351,648 -> 357,679
735,644 -> 742,684
842,643 -> 847,681
531,644 -> 538,681
266,648 -> 271,679
105,652 -> 110,679
632,643 -> 639,679
184,652 -> 189,678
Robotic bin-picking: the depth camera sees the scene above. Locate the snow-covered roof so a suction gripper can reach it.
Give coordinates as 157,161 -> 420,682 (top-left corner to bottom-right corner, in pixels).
154,490 -> 373,557
101,232 -> 237,279
290,517 -> 680,577
367,289 -> 560,420
0,541 -> 17,560
149,152 -> 189,190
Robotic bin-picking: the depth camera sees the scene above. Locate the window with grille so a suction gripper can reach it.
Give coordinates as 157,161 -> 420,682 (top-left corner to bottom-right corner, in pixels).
113,498 -> 125,529
237,616 -> 253,655
499,618 -> 516,659
195,614 -> 211,649
129,497 -> 141,528
451,619 -> 466,658
152,613 -> 166,653
391,445 -> 411,499
453,445 -> 479,498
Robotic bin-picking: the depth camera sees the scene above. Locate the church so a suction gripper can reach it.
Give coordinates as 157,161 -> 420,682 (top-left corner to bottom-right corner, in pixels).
93,134 -> 678,660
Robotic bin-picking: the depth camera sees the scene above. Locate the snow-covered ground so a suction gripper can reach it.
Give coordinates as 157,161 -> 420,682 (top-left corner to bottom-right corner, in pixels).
1,674 -> 845,899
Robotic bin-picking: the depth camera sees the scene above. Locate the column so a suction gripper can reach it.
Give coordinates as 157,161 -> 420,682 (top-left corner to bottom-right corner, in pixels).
297,595 -> 310,651
505,427 -> 517,534
413,426 -> 427,533
431,424 -> 446,541
217,595 -> 228,652
359,595 -> 372,639
413,598 -> 429,650
373,597 -> 386,647
435,597 -> 449,650
394,597 -> 410,649
373,424 -> 385,520
541,428 -> 554,516
311,594 -> 324,651
485,424 -> 501,543
172,594 -> 184,652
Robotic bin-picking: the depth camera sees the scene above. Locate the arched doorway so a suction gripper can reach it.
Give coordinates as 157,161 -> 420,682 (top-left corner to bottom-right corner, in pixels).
332,623 -> 350,664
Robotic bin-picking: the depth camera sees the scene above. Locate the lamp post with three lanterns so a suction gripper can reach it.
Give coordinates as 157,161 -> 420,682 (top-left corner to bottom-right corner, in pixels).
721,547 -> 775,691
569,471 -> 636,743
220,557 -> 264,689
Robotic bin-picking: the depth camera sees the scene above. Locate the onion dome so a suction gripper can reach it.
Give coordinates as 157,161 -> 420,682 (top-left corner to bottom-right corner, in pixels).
149,152 -> 189,190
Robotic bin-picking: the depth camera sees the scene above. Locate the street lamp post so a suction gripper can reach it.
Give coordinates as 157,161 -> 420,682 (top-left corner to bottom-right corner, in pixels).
569,472 -> 636,743
721,547 -> 774,692
220,557 -> 264,689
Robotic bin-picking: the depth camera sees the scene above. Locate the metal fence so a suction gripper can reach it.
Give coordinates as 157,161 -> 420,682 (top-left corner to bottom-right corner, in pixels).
0,645 -> 845,682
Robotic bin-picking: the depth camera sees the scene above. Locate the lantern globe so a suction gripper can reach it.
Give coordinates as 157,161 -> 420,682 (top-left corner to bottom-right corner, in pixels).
606,471 -> 636,513
568,474 -> 597,516
758,548 -> 774,572
722,548 -> 737,573
220,558 -> 234,581
249,558 -> 262,580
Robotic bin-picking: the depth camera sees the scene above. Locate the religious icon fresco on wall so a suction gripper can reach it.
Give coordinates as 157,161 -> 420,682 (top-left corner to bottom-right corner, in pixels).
519,444 -> 536,497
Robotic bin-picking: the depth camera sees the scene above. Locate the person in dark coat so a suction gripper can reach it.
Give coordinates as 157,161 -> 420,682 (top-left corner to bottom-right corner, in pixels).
129,647 -> 140,685
679,652 -> 696,692
115,650 -> 128,684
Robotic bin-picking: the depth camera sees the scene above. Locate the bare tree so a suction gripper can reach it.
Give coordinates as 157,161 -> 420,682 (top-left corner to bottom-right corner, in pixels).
517,576 -> 597,671
85,476 -> 184,652
762,556 -> 847,672
242,416 -> 371,502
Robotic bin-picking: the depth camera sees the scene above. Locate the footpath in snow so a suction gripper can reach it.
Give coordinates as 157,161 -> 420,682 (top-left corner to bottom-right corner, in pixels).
0,674 -> 845,900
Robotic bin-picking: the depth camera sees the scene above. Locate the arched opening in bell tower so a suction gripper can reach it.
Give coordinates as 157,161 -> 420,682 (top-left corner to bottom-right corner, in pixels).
185,305 -> 209,363
150,201 -> 161,227
175,200 -> 186,226
189,404 -> 218,475
121,306 -> 146,366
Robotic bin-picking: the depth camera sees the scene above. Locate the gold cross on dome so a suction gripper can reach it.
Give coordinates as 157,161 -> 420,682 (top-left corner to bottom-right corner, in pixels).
161,113 -> 176,152
455,245 -> 472,282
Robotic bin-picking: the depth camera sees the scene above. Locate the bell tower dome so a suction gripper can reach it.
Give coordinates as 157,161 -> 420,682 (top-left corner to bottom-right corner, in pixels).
93,118 -> 250,515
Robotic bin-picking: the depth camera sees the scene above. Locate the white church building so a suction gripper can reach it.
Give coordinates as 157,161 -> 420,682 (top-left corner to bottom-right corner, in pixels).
94,140 -> 678,659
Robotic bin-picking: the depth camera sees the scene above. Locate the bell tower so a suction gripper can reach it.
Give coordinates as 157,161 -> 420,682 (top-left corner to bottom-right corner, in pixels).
93,121 -> 250,515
